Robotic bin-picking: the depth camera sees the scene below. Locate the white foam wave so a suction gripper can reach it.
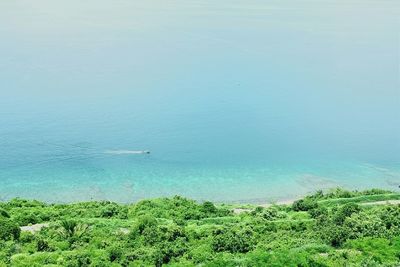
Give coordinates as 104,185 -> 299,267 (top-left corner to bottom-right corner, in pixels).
104,150 -> 150,155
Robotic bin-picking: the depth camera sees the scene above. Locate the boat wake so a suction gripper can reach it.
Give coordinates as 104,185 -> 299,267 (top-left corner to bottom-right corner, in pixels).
104,150 -> 150,155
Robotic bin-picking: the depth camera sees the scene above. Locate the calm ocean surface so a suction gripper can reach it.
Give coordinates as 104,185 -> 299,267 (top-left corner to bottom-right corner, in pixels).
0,0 -> 399,202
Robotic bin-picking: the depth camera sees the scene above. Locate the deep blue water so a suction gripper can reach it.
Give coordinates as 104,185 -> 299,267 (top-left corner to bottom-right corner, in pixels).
0,0 -> 399,202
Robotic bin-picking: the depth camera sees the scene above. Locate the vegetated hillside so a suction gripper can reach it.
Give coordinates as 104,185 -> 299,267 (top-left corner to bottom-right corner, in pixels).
0,188 -> 399,266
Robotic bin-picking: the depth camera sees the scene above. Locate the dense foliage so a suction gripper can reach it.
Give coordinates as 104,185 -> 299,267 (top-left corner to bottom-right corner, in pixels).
0,188 -> 399,266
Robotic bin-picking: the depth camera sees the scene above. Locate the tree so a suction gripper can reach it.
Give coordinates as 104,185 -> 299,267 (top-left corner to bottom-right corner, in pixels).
58,220 -> 89,244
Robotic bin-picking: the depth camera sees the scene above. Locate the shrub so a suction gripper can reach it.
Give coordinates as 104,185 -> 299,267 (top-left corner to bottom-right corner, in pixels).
157,237 -> 188,264
345,237 -> 400,264
108,246 -> 123,262
326,188 -> 354,199
36,238 -> 51,252
58,220 -> 89,245
6,198 -> 45,208
0,218 -> 20,241
100,204 -> 119,218
308,206 -> 328,219
202,201 -> 217,214
261,208 -> 278,220
292,198 -> 318,211
343,213 -> 388,239
321,224 -> 349,247
212,226 -> 254,253
333,203 -> 361,225
64,251 -> 92,267
0,190 -> 399,266
0,209 -> 10,218
13,211 -> 40,226
132,215 -> 158,235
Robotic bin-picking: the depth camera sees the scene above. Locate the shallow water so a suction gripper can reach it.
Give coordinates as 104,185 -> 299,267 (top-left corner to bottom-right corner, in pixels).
0,0 -> 399,202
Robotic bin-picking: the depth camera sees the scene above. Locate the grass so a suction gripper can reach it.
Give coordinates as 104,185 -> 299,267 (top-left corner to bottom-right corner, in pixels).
317,193 -> 400,207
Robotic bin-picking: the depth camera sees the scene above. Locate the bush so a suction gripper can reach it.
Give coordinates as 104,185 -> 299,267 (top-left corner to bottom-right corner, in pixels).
308,206 -> 328,219
132,215 -> 158,235
0,209 -> 10,218
323,188 -> 354,199
321,224 -> 349,247
36,238 -> 51,252
345,237 -> 400,264
0,218 -> 20,241
108,245 -> 123,262
100,204 -> 119,218
292,198 -> 318,211
202,201 -> 217,214
261,208 -> 278,220
13,211 -> 40,226
6,198 -> 45,208
212,227 -> 254,253
343,213 -> 388,239
333,203 -> 361,225
0,190 -> 399,266
64,251 -> 92,267
129,196 -> 229,221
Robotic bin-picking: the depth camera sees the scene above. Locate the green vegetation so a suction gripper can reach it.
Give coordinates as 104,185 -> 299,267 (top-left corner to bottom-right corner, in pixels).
0,189 -> 399,266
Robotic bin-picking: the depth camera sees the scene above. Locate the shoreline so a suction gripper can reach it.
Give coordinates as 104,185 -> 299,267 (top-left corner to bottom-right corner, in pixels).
3,189 -> 400,208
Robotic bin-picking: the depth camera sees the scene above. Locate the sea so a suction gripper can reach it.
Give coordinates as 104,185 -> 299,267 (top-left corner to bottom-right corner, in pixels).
0,0 -> 399,203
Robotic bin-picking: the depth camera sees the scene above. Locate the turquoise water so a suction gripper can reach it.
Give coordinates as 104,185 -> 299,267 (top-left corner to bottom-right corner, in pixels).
0,0 -> 399,203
